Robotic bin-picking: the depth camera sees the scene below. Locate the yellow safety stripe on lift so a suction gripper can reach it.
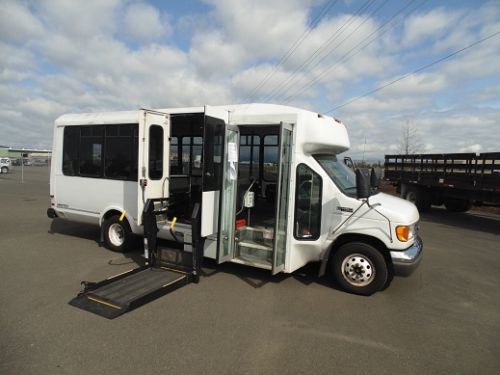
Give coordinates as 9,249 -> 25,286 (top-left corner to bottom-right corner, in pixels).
119,210 -> 127,222
86,295 -> 122,310
160,266 -> 189,275
162,276 -> 186,288
106,269 -> 135,280
170,217 -> 177,230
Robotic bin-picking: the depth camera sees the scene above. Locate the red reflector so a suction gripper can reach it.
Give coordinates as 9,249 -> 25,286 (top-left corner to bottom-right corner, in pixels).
235,219 -> 246,229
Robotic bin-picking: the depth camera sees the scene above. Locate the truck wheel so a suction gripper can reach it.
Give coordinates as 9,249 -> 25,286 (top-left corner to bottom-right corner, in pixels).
444,198 -> 472,213
403,186 -> 431,212
330,242 -> 388,296
1,166 -> 8,173
103,215 -> 133,252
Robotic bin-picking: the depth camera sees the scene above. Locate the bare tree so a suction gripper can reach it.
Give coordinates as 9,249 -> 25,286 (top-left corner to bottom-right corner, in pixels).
400,121 -> 422,155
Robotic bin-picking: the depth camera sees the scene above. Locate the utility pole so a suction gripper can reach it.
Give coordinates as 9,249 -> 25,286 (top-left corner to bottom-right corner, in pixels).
362,136 -> 366,164
21,152 -> 27,183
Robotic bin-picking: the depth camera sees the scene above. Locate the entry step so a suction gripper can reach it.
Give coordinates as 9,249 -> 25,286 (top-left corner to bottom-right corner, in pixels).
237,241 -> 272,252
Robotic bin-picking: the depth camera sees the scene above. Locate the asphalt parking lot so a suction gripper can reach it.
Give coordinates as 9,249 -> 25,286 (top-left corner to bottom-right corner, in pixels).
1,167 -> 499,374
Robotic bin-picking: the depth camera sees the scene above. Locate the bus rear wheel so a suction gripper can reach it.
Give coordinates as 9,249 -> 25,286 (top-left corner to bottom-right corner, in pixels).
103,215 -> 132,252
330,242 -> 388,296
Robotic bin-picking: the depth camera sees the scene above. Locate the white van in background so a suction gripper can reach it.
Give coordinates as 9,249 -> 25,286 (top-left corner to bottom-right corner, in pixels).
1,158 -> 11,174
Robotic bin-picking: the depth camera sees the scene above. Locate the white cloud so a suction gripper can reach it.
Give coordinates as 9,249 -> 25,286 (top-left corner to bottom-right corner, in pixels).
0,1 -> 44,43
459,143 -> 482,153
36,0 -> 120,38
339,95 -> 431,115
204,0 -> 309,59
189,31 -> 247,78
380,73 -> 448,96
402,7 -> 464,46
19,98 -> 67,118
0,0 -> 498,156
0,68 -> 32,82
123,2 -> 172,43
343,106 -> 500,160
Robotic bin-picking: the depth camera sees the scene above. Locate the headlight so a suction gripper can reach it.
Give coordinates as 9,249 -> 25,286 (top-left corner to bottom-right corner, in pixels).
396,223 -> 417,242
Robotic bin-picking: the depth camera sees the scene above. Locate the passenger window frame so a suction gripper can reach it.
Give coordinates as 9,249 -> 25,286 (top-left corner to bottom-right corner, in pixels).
293,163 -> 322,241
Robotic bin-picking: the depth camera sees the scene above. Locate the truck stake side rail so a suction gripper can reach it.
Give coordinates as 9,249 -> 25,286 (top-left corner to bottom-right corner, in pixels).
385,152 -> 500,209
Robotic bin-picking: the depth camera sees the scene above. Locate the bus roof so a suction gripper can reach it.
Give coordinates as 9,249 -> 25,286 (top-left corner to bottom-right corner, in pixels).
54,103 -> 329,126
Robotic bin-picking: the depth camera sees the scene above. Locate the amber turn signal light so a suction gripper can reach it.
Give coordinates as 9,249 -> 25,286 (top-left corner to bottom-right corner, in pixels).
396,225 -> 410,242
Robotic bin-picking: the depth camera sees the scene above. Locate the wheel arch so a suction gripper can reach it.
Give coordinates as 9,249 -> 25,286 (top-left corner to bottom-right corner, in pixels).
319,233 -> 392,277
100,207 -> 134,230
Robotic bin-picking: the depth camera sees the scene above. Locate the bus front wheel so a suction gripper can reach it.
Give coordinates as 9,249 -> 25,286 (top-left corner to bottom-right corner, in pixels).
330,242 -> 388,296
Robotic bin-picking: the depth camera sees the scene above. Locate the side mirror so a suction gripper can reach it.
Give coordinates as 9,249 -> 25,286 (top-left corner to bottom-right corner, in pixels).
370,168 -> 380,189
344,156 -> 355,170
355,168 -> 371,199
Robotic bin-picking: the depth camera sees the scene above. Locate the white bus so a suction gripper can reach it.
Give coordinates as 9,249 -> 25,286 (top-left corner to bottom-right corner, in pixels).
48,104 -> 422,295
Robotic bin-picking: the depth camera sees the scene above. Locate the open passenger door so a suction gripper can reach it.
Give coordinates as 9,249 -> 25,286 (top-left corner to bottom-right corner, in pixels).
272,122 -> 293,274
217,125 -> 239,263
201,106 -> 240,264
201,106 -> 228,238
137,109 -> 170,225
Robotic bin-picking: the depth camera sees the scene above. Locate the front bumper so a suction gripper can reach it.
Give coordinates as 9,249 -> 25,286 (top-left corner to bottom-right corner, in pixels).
390,236 -> 423,277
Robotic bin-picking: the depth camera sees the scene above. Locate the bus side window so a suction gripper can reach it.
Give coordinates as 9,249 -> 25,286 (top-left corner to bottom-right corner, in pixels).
169,137 -> 180,174
148,125 -> 164,180
294,164 -> 322,240
79,126 -> 104,177
263,135 -> 278,181
63,127 -> 79,176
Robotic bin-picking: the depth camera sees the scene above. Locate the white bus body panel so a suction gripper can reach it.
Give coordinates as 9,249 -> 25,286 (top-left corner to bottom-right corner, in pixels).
50,123 -> 141,231
52,104 -> 409,275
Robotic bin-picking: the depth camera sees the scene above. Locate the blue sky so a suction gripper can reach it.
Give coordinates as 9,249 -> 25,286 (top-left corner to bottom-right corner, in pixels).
0,0 -> 499,159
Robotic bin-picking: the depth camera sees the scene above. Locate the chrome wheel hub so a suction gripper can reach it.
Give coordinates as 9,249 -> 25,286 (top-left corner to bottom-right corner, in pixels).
341,253 -> 375,287
108,223 -> 125,246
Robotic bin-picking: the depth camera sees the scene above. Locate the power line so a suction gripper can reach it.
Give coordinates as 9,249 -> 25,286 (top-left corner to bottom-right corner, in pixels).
262,0 -> 377,102
242,0 -> 339,102
282,0 -> 423,104
268,0 -> 392,103
324,30 -> 500,114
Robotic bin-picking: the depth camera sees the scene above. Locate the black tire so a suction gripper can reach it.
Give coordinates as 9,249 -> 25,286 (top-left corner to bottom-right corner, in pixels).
330,242 -> 388,296
444,198 -> 472,213
1,166 -> 8,174
102,215 -> 133,252
403,186 -> 431,212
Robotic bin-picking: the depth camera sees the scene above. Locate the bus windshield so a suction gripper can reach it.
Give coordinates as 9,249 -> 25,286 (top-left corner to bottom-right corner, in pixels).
314,154 -> 357,197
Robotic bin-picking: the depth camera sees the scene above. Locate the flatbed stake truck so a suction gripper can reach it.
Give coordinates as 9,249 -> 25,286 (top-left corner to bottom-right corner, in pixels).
385,153 -> 500,212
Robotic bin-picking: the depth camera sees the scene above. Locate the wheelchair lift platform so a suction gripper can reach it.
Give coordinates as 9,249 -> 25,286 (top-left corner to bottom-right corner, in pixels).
69,200 -> 203,319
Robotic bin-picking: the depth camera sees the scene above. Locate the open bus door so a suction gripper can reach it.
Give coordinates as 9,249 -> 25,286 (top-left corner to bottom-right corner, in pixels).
272,122 -> 293,274
199,107 -> 226,262
217,124 -> 239,263
137,109 -> 170,225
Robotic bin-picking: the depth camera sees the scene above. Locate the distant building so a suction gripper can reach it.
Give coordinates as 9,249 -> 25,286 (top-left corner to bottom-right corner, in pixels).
0,146 -> 52,159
